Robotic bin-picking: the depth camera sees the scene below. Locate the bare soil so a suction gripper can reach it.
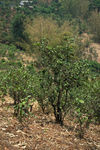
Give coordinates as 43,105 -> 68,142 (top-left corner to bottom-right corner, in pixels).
81,33 -> 100,63
0,97 -> 100,150
90,43 -> 100,63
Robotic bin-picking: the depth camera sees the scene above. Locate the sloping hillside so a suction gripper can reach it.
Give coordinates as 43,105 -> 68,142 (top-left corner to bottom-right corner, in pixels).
0,97 -> 100,150
82,33 -> 100,63
91,43 -> 100,63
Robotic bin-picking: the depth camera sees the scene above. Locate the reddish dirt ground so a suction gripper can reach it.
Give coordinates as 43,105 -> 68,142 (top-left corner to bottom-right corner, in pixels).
0,97 -> 100,150
90,43 -> 100,63
81,33 -> 100,63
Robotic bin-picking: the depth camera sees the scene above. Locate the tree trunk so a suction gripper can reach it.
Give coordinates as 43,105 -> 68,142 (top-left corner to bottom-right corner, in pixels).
56,90 -> 63,126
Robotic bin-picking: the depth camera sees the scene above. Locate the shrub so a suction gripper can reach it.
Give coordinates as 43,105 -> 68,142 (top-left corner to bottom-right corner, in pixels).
87,60 -> 100,75
0,43 -> 20,59
11,14 -> 26,41
70,74 -> 100,138
6,66 -> 36,121
0,72 -> 8,99
35,34 -> 89,125
25,16 -> 73,48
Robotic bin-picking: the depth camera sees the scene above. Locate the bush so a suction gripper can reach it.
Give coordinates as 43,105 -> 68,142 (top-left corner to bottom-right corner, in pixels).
6,66 -> 36,121
87,60 -> 100,75
34,34 -> 89,125
69,71 -> 100,138
72,76 -> 100,124
0,43 -> 22,71
0,72 -> 8,99
0,43 -> 20,59
11,14 -> 26,41
25,16 -> 73,48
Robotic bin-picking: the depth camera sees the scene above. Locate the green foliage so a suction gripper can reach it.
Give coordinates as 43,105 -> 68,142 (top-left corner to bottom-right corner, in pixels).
34,69 -> 51,113
11,14 -> 32,50
89,0 -> 100,11
25,16 -> 73,50
0,43 -> 22,71
11,14 -> 27,41
60,0 -> 89,19
0,43 -> 20,58
0,0 -> 100,136
89,10 -> 100,42
74,98 -> 88,138
87,60 -> 100,75
6,66 -> 36,121
70,74 -> 100,137
89,78 -> 100,123
0,5 -> 13,43
34,35 -> 89,125
0,72 -> 8,99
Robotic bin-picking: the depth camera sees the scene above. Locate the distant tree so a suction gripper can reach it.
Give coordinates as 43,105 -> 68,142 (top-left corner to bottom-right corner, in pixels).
0,1 -> 15,43
61,0 -> 89,19
89,0 -> 100,12
11,14 -> 26,41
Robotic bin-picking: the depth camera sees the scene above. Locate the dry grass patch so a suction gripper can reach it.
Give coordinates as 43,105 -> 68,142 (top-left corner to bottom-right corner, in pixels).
25,16 -> 73,47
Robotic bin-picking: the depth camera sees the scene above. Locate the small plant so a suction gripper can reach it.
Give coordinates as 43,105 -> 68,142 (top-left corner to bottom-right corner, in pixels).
0,72 -> 8,98
6,66 -> 36,121
14,96 -> 33,121
71,75 -> 100,138
74,98 -> 89,138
